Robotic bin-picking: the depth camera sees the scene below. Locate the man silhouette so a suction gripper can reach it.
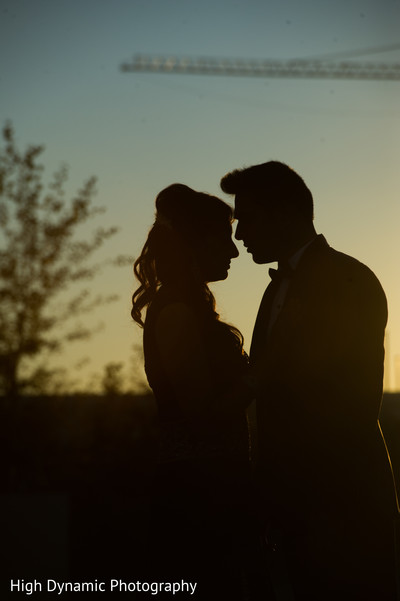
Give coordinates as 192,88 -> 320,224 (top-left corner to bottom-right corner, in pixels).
221,161 -> 399,600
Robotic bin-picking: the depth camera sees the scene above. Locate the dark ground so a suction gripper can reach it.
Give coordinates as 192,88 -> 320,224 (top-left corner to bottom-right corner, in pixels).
1,392 -> 399,598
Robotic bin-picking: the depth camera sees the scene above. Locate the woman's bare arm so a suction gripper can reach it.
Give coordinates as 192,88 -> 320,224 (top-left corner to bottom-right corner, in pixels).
155,302 -> 253,418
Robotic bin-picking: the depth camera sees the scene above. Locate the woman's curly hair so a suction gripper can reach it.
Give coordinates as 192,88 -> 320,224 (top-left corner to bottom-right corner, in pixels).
131,183 -> 243,348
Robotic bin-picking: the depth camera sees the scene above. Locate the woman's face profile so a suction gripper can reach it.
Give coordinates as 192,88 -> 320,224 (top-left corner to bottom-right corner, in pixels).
194,222 -> 239,282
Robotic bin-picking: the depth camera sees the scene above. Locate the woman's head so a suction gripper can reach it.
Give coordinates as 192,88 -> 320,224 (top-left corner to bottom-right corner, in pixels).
154,184 -> 238,282
132,184 -> 238,326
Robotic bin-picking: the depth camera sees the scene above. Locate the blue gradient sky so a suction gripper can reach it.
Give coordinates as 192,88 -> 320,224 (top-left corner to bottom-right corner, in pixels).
1,0 -> 400,391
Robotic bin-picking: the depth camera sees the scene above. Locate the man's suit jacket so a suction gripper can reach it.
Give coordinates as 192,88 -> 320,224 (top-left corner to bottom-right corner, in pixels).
252,234 -> 398,529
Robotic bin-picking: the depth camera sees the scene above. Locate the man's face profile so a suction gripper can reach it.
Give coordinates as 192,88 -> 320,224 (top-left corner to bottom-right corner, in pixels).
234,192 -> 285,264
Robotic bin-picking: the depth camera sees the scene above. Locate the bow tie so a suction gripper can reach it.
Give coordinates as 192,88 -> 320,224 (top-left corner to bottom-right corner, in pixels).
269,262 -> 294,282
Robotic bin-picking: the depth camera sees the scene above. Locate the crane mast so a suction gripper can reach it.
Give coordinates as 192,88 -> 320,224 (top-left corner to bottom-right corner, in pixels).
120,54 -> 400,81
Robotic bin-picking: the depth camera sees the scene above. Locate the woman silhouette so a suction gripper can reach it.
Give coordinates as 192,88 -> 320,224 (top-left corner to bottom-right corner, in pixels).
132,184 -> 255,598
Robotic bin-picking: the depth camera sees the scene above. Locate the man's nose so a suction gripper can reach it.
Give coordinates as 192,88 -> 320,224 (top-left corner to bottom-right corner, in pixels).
235,221 -> 243,241
230,240 -> 239,258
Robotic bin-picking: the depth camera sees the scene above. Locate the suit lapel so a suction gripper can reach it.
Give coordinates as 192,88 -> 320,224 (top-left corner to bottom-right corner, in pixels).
250,275 -> 281,361
251,235 -> 330,361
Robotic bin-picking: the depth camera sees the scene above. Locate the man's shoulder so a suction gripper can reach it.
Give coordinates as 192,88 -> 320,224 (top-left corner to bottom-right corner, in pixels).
326,244 -> 381,286
306,236 -> 386,303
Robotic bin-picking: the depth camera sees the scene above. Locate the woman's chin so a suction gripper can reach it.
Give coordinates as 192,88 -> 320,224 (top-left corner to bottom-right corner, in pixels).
208,269 -> 229,283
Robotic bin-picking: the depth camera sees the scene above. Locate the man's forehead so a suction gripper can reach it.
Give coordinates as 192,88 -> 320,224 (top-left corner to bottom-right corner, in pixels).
234,191 -> 261,218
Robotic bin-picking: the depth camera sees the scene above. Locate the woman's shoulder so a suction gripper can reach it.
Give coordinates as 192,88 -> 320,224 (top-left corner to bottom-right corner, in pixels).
146,287 -> 196,326
154,303 -> 200,345
145,288 -> 204,356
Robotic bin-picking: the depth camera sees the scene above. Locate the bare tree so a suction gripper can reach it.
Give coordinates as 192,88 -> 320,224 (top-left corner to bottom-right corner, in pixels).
102,362 -> 125,396
0,123 -> 129,396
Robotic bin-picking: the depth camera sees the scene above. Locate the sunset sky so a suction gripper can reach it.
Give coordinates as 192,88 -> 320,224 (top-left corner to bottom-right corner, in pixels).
1,0 -> 399,391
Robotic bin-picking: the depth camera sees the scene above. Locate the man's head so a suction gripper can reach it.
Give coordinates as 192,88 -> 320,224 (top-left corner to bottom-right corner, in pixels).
220,161 -> 315,264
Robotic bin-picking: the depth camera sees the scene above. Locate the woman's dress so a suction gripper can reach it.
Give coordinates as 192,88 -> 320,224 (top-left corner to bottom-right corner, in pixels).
142,285 -> 254,598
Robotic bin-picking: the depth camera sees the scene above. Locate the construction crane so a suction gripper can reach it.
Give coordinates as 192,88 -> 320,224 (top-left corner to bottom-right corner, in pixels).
120,46 -> 400,81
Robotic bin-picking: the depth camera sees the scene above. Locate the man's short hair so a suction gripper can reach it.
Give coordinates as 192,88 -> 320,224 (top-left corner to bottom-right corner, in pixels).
220,161 -> 314,221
